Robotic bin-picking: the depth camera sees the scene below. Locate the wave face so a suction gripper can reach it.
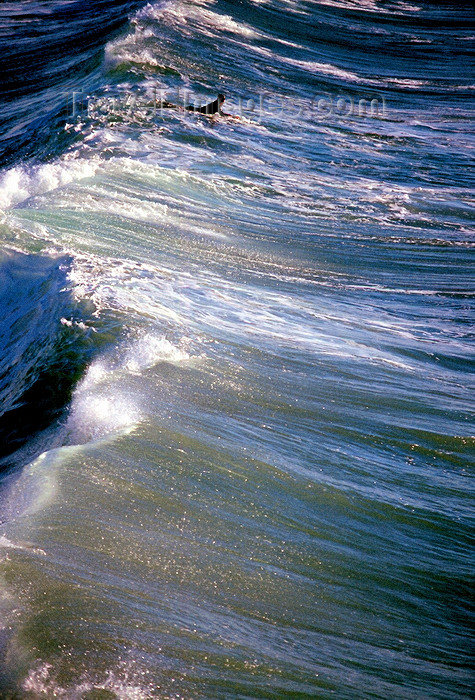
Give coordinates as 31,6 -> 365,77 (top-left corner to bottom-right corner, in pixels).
0,0 -> 473,698
0,251 -> 76,466
0,250 -> 119,472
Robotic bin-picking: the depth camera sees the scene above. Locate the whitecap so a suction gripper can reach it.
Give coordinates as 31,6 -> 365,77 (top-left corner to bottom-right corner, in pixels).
0,157 -> 100,211
124,334 -> 191,373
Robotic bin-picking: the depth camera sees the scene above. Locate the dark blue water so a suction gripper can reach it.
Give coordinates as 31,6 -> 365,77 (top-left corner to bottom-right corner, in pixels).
0,1 -> 474,698
0,0 -> 149,166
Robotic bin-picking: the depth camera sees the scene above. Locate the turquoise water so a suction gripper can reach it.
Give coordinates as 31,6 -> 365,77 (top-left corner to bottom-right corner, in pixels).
0,0 -> 474,698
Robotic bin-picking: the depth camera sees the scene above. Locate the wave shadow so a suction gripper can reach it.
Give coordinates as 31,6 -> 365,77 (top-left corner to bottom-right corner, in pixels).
0,249 -> 119,474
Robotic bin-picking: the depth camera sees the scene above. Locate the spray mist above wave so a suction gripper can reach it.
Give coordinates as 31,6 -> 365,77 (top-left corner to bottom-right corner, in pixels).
65,332 -> 196,445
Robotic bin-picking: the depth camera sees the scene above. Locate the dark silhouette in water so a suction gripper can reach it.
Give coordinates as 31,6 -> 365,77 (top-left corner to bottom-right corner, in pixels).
161,93 -> 231,116
187,93 -> 229,115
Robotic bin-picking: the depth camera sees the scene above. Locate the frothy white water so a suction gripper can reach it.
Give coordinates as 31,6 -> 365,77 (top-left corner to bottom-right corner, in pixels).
313,0 -> 421,14
0,535 -> 22,550
22,662 -> 154,700
68,391 -> 141,443
136,0 -> 260,39
0,157 -> 100,211
66,333 -> 195,445
0,2 -> 472,698
124,334 -> 191,373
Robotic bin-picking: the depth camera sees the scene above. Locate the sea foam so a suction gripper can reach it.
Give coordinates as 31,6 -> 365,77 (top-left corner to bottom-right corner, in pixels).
0,158 -> 100,211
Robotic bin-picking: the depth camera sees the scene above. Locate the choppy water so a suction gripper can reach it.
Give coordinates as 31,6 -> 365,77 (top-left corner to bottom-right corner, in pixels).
0,0 -> 474,698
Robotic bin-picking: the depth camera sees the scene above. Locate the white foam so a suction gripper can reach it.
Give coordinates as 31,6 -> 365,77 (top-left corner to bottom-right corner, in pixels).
66,356 -> 141,444
278,54 -> 361,83
69,393 -> 140,442
248,0 -> 310,15
386,78 -> 431,88
0,535 -> 22,549
22,662 -> 153,700
0,158 -> 100,211
313,0 -> 421,13
136,0 -> 259,39
105,41 -> 164,69
65,334 -> 195,444
124,335 -> 191,373
70,187 -> 170,225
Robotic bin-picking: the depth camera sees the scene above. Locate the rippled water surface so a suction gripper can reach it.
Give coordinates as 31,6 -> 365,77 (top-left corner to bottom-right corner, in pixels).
0,0 -> 473,698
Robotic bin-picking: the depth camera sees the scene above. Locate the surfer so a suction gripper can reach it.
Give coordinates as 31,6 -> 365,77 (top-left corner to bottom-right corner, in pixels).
159,93 -> 233,117
186,93 -> 229,116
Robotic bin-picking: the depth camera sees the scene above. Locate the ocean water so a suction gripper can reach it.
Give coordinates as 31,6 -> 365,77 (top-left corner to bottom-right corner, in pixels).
0,0 -> 474,698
